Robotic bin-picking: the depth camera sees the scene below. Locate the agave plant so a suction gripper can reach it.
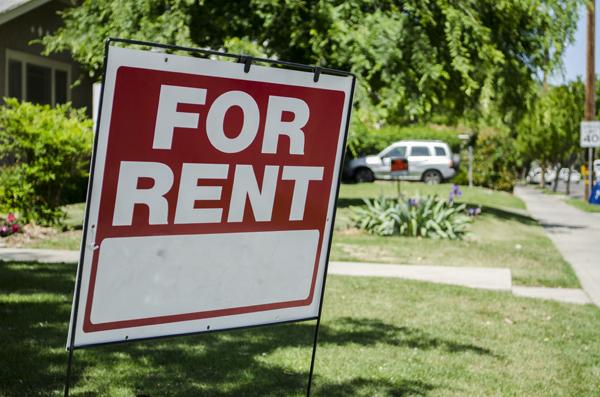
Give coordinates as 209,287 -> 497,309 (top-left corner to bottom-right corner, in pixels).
350,195 -> 471,239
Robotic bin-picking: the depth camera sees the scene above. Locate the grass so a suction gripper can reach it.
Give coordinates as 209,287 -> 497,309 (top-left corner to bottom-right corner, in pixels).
1,261 -> 599,397
332,182 -> 578,288
339,181 -> 526,211
25,231 -> 82,251
565,198 -> 600,213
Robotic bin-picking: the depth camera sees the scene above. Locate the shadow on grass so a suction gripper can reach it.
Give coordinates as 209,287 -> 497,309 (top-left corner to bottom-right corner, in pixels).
0,262 -> 497,396
537,222 -> 586,231
469,204 -> 537,226
337,197 -> 369,208
323,317 -> 499,358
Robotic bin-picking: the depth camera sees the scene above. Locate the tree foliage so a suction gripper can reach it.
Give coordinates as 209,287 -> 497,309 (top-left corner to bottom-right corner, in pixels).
473,129 -> 519,191
43,0 -> 580,127
517,82 -> 584,172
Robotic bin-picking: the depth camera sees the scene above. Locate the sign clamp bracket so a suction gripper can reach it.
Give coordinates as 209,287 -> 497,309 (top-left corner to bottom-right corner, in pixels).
238,55 -> 253,73
63,37 -> 355,397
313,67 -> 322,82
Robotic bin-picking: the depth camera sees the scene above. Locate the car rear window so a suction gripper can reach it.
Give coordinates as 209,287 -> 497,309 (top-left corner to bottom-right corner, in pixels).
434,147 -> 447,156
410,146 -> 430,156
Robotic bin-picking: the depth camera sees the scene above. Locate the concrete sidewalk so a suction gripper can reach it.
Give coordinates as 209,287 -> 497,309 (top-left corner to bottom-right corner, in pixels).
514,185 -> 600,306
0,248 -> 79,263
329,261 -> 591,305
329,261 -> 512,290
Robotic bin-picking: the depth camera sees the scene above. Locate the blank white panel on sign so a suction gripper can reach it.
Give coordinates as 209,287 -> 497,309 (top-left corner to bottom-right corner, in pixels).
90,230 -> 319,324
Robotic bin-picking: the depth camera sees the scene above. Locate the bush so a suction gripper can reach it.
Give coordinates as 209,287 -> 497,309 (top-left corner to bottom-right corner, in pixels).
472,131 -> 518,191
0,99 -> 93,224
350,194 -> 471,239
347,123 -> 463,158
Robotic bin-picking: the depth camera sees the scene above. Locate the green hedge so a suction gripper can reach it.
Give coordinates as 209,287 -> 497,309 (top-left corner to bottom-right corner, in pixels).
347,123 -> 463,158
0,99 -> 93,224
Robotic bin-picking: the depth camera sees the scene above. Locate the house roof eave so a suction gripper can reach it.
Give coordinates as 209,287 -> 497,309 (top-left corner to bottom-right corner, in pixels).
0,0 -> 53,26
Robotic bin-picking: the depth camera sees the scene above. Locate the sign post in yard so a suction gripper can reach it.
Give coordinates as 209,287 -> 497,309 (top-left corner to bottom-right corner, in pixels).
64,38 -> 354,396
584,0 -> 596,200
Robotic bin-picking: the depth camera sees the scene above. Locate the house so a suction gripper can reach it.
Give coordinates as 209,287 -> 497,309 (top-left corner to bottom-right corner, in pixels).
0,0 -> 92,113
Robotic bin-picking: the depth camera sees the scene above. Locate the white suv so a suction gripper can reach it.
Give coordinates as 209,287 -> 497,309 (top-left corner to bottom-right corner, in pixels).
344,140 -> 457,184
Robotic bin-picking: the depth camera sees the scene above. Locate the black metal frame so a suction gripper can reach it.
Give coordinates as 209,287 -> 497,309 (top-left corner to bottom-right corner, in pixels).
64,37 -> 356,397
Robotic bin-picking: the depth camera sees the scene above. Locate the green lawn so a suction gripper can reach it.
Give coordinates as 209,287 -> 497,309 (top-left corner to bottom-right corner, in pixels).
1,261 -> 598,396
25,231 -> 82,251
565,198 -> 600,213
332,182 -> 578,288
339,181 -> 526,210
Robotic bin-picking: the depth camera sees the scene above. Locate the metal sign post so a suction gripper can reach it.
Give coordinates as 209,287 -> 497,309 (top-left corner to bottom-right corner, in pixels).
581,121 -> 600,199
584,0 -> 596,200
63,38 -> 355,396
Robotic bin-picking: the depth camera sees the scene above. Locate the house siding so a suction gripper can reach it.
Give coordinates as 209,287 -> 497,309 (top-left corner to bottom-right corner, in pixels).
0,0 -> 93,114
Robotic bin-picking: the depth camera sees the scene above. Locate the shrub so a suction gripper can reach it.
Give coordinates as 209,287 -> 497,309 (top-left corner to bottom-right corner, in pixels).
0,99 -> 93,224
350,195 -> 471,239
347,123 -> 463,158
472,131 -> 518,192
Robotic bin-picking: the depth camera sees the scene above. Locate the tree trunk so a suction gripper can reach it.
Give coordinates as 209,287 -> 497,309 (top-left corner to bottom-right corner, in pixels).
540,165 -> 545,187
566,167 -> 572,195
552,164 -> 560,192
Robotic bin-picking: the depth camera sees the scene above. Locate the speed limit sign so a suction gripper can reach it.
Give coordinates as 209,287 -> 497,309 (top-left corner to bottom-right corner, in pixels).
581,121 -> 600,147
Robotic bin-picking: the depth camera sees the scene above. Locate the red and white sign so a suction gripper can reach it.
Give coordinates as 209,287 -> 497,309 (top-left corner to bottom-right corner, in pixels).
68,46 -> 353,347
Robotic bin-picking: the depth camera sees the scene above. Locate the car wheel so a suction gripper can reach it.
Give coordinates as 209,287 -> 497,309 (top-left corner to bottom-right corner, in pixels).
422,169 -> 442,184
354,168 -> 375,183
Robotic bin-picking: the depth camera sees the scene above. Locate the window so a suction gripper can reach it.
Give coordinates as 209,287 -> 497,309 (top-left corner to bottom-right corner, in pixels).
410,146 -> 430,156
382,146 -> 406,158
5,49 -> 70,106
434,146 -> 447,156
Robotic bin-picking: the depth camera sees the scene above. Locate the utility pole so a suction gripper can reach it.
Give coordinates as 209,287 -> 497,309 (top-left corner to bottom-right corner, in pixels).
585,0 -> 596,200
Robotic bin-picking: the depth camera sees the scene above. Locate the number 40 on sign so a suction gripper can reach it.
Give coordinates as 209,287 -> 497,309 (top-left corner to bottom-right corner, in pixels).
580,121 -> 600,148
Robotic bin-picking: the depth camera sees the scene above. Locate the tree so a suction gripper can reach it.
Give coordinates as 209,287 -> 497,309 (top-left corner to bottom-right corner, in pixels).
516,81 -> 586,192
42,0 -> 581,128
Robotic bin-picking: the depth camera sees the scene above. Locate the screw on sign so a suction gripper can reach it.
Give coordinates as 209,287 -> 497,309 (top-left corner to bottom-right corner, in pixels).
67,45 -> 354,349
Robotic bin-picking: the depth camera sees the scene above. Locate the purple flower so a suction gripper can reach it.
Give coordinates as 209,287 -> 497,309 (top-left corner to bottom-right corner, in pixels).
452,184 -> 462,197
408,198 -> 419,207
449,184 -> 463,204
11,223 -> 20,233
467,207 -> 482,216
0,225 -> 8,236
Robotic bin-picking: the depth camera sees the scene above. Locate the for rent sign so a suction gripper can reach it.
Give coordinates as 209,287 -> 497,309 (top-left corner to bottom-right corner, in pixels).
68,46 -> 353,347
